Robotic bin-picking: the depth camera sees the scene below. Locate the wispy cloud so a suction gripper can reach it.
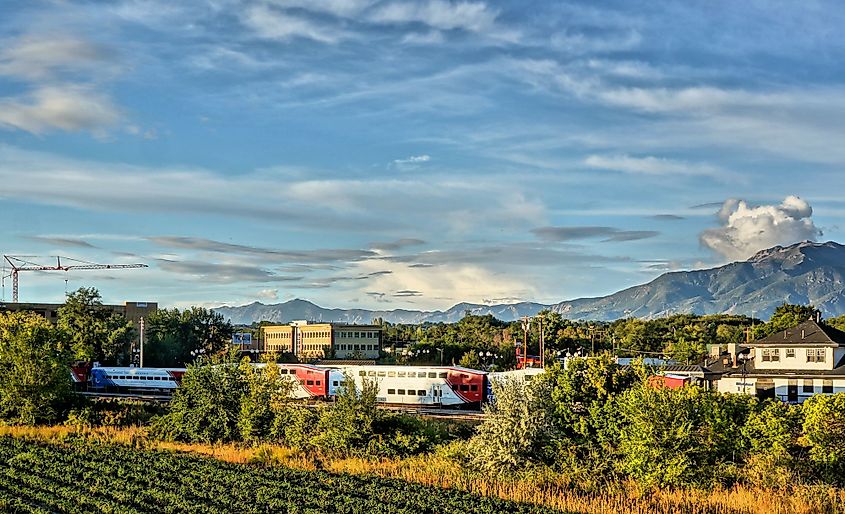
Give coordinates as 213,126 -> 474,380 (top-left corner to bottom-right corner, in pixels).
241,4 -> 349,43
532,226 -> 659,243
392,154 -> 431,165
584,154 -> 728,180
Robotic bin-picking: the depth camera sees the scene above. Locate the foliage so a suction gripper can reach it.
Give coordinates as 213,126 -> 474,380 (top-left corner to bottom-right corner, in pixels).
57,287 -> 134,364
144,306 -> 234,367
615,385 -> 756,488
470,375 -> 555,472
740,400 -> 804,487
237,359 -> 295,443
150,353 -> 245,443
802,393 -> 845,483
753,304 -> 819,339
64,398 -> 165,428
0,311 -> 73,425
311,374 -> 380,457
0,437 -> 555,514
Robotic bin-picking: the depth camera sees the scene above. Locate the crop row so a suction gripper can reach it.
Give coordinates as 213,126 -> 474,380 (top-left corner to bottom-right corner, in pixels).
0,437 -> 561,514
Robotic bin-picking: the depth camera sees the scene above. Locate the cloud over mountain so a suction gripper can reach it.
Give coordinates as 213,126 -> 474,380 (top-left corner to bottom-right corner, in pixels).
700,196 -> 821,261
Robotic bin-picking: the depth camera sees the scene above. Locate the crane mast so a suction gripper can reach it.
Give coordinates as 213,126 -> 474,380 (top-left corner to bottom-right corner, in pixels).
2,255 -> 148,303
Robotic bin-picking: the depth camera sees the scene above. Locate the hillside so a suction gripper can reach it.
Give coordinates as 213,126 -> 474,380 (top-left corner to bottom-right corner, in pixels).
215,241 -> 845,324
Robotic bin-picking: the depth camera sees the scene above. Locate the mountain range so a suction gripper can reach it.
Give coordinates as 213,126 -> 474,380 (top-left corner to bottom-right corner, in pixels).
214,241 -> 845,325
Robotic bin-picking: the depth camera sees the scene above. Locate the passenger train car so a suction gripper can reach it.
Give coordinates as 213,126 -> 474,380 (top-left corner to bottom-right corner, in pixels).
325,365 -> 488,408
87,367 -> 183,393
74,362 -> 543,408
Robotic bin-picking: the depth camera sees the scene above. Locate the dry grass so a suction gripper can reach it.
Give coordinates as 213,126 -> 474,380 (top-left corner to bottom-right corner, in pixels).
2,425 -> 843,514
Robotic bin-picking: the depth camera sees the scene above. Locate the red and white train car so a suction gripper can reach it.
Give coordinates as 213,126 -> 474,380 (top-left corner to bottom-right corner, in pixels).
326,365 -> 487,408
256,363 -> 330,399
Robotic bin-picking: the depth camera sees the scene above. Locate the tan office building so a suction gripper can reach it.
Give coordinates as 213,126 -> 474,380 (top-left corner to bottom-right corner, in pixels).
260,321 -> 381,360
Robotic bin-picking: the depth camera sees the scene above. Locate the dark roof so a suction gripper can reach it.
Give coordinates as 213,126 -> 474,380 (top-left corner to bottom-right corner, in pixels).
753,319 -> 845,347
708,354 -> 845,378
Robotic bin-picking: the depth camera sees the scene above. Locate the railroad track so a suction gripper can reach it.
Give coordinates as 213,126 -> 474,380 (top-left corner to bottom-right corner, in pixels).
78,392 -> 486,419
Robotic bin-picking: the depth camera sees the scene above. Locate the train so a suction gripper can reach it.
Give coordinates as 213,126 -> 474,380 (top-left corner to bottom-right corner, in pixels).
71,362 -> 544,408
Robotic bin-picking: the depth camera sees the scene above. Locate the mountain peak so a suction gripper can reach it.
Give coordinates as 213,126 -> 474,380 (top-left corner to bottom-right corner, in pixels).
215,241 -> 845,324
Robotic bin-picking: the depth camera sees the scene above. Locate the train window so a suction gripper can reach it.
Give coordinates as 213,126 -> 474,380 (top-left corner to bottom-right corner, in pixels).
397,389 -> 406,395
525,376 -> 534,382
398,371 -> 406,377
388,371 -> 396,377
461,374 -> 469,379
417,372 -> 427,378
377,371 -> 386,377
368,371 -> 376,377
333,381 -> 339,387
316,381 -> 321,386
417,390 -> 426,396
306,380 -> 314,385
299,380 -> 305,385
387,389 -> 396,394
470,384 -> 478,391
407,390 -> 415,395
438,372 -> 447,378
460,384 -> 469,392
359,371 -> 366,376
280,369 -> 288,374
428,372 -> 436,378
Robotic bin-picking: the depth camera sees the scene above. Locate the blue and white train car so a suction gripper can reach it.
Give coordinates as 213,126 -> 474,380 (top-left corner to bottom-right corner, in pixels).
88,367 -> 179,393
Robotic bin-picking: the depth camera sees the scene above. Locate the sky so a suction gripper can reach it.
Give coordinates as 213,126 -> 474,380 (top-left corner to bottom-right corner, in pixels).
1,0 -> 844,311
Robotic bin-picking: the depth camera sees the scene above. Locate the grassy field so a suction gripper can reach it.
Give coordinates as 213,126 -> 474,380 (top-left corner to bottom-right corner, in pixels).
1,426 -> 843,514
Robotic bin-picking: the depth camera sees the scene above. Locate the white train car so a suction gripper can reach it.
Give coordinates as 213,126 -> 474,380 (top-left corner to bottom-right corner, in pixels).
88,367 -> 180,393
324,365 -> 487,408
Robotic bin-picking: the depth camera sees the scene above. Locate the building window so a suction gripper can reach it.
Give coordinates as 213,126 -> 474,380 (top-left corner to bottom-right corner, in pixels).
762,349 -> 780,362
807,349 -> 826,363
803,379 -> 814,393
786,349 -> 795,358
387,389 -> 395,395
823,380 -> 833,394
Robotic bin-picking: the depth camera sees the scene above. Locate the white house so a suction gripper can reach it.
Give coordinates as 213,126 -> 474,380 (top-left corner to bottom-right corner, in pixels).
713,318 -> 845,403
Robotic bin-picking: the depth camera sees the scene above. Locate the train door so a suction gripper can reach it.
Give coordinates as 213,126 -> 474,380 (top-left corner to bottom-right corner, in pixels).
432,384 -> 442,407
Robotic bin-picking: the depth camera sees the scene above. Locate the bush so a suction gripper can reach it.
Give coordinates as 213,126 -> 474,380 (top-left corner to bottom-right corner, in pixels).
802,393 -> 845,484
469,375 -> 556,473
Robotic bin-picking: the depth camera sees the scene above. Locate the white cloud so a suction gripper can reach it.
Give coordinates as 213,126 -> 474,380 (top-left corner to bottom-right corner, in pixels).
264,0 -> 376,18
242,4 -> 346,43
0,86 -> 121,134
256,288 -> 279,300
584,154 -> 728,180
699,196 -> 822,261
392,154 -> 431,165
0,35 -> 111,80
369,1 -> 497,33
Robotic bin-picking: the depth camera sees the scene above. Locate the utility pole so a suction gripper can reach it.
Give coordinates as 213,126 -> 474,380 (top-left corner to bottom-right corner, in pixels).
537,316 -> 545,368
139,317 -> 145,368
520,316 -> 531,369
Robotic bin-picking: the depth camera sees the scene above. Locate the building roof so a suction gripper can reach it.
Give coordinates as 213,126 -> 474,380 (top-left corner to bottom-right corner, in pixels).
753,319 -> 845,347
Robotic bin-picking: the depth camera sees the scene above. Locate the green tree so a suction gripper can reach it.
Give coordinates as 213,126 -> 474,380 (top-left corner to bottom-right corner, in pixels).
740,400 -> 804,487
470,375 -> 555,472
802,393 -> 845,483
616,385 -> 756,488
753,304 -> 819,339
311,374 -> 380,457
0,311 -> 73,424
666,336 -> 706,364
150,353 -> 245,443
57,287 -> 134,364
145,307 -> 234,366
237,359 -> 295,443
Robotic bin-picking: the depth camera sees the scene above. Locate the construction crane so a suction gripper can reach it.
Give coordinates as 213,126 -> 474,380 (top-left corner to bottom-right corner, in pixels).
2,255 -> 148,303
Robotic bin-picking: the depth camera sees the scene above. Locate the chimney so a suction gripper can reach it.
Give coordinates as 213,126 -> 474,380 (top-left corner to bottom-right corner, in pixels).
727,343 -> 738,368
802,329 -> 805,340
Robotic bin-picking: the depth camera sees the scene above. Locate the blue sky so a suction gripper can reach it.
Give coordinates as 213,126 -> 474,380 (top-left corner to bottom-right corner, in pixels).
1,0 -> 844,310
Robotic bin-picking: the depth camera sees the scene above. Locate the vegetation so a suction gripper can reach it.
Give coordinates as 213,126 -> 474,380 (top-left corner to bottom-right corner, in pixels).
143,307 -> 233,367
57,287 -> 134,365
0,311 -> 72,425
0,436 -> 555,514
